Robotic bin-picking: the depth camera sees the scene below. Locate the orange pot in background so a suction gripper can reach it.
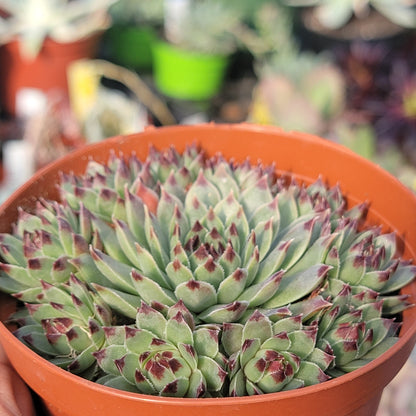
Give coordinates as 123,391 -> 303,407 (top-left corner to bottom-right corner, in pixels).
0,34 -> 101,116
0,124 -> 416,416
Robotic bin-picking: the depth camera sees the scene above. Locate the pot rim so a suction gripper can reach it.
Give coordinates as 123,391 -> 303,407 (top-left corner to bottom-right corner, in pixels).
1,122 -> 416,406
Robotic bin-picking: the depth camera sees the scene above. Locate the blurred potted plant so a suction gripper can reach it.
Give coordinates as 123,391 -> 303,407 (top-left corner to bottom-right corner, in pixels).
105,0 -> 164,71
249,53 -> 346,136
230,0 -> 296,70
237,2 -> 345,136
282,0 -> 416,44
334,39 -> 416,167
0,0 -> 116,116
152,0 -> 242,101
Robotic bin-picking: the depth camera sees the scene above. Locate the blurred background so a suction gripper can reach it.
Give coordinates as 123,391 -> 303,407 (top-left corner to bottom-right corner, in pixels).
0,1 -> 415,414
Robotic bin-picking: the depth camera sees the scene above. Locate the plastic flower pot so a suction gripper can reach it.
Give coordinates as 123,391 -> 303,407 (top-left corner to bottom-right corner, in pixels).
0,123 -> 416,416
0,34 -> 101,116
152,41 -> 229,101
104,25 -> 157,71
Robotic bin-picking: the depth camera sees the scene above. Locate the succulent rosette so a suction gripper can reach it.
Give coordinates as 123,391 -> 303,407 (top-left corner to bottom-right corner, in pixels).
57,146 -> 342,323
94,301 -> 227,397
11,274 -> 112,375
222,310 -> 333,396
0,144 -> 415,397
0,199 -> 93,301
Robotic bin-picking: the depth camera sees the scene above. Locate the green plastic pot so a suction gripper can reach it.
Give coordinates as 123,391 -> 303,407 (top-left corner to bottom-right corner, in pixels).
105,25 -> 157,71
153,41 -> 229,101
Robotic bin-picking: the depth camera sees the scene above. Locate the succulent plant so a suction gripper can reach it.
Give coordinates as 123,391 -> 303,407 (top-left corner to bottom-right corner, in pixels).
109,0 -> 164,26
0,0 -> 116,59
95,301 -> 227,397
335,40 -> 416,167
283,0 -> 416,30
334,41 -> 389,114
222,310 -> 333,395
370,59 -> 416,164
12,274 -> 112,377
250,53 -> 346,135
163,0 -> 243,55
0,144 -> 415,397
229,0 -> 296,65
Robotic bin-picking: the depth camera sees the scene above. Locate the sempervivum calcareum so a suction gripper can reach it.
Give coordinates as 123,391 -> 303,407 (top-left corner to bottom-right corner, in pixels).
0,144 -> 414,397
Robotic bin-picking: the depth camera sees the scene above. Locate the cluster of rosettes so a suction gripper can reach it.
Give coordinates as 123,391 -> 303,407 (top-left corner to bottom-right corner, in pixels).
0,144 -> 414,397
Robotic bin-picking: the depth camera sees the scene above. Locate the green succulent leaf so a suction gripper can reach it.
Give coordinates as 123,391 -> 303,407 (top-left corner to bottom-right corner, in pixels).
131,270 -> 176,306
90,247 -> 136,294
92,283 -> 141,319
199,300 -> 249,323
217,268 -> 248,304
165,312 -> 194,346
175,280 -> 217,313
136,302 -> 167,339
264,265 -> 330,308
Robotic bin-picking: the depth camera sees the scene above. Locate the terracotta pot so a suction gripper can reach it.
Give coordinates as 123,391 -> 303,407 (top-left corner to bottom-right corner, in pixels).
1,123 -> 416,416
0,34 -> 101,116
